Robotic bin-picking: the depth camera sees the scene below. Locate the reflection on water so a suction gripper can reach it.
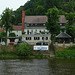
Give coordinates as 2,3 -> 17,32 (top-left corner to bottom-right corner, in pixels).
0,59 -> 75,75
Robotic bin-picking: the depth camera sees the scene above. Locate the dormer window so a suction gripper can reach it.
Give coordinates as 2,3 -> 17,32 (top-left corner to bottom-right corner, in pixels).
35,24 -> 37,25
31,24 -> 33,26
43,24 -> 45,26
60,24 -> 62,25
27,24 -> 29,26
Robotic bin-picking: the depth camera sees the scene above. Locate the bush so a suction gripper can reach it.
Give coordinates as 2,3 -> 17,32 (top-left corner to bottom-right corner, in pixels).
16,43 -> 32,56
68,45 -> 75,50
54,49 -> 75,59
9,33 -> 16,37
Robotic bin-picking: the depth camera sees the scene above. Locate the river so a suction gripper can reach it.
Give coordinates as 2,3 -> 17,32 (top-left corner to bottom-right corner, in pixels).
0,59 -> 75,75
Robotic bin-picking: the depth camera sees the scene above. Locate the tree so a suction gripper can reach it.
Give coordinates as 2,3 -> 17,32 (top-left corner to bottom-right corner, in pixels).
65,12 -> 75,42
0,32 -> 6,42
16,43 -> 32,56
46,7 -> 60,53
64,0 -> 75,13
0,8 -> 13,44
9,33 -> 16,37
35,5 -> 45,15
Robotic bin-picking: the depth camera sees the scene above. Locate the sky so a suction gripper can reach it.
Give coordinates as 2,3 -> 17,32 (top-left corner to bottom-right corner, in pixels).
0,0 -> 28,15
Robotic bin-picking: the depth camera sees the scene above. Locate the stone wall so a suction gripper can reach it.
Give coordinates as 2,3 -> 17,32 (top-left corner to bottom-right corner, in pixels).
55,42 -> 75,51
0,45 -> 15,52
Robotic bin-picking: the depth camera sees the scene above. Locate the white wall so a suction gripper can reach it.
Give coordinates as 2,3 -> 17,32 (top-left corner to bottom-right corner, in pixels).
8,30 -> 22,37
24,29 -> 48,34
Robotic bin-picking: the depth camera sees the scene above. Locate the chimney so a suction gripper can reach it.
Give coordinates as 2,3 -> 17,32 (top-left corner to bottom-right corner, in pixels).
22,10 -> 25,33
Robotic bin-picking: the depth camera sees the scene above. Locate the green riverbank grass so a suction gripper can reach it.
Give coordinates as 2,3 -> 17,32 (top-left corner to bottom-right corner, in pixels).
0,52 -> 19,59
54,49 -> 75,59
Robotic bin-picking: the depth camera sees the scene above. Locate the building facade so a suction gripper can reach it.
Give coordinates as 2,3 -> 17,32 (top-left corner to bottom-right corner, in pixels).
21,10 -> 68,45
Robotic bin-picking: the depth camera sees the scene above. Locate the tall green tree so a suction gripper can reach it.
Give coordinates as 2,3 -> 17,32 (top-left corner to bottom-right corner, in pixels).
46,7 -> 60,52
65,12 -> 75,42
35,5 -> 45,15
0,8 -> 13,44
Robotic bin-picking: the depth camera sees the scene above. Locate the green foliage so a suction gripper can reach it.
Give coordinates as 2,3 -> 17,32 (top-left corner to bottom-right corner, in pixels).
68,45 -> 75,50
55,48 -> 75,59
34,5 -> 45,15
9,33 -> 16,37
66,25 -> 75,37
16,43 -> 32,56
13,0 -> 75,24
65,12 -> 74,25
63,0 -> 75,13
46,7 -> 60,52
65,12 -> 75,42
46,7 -> 60,35
0,8 -> 13,30
0,8 -> 13,44
35,53 -> 43,58
0,32 -> 6,38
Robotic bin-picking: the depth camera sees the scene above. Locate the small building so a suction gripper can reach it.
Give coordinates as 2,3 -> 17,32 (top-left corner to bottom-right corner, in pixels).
55,32 -> 72,43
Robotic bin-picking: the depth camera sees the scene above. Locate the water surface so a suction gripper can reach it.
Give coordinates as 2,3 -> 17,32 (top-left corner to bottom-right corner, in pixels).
0,59 -> 75,75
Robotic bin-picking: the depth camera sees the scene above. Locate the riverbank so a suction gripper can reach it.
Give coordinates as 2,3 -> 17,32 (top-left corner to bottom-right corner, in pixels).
54,45 -> 75,59
0,45 -> 75,59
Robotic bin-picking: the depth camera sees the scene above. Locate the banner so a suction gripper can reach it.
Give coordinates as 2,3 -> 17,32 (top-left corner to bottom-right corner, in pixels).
34,46 -> 48,50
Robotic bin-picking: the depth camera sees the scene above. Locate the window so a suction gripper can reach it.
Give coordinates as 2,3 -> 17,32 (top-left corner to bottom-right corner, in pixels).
27,30 -> 29,34
31,30 -> 33,34
31,24 -> 33,26
27,24 -> 29,26
26,37 -> 31,40
46,37 -> 48,40
42,37 -> 44,40
60,24 -> 62,25
35,29 -> 37,33
43,24 -> 45,26
44,30 -> 45,32
34,37 -> 40,40
35,24 -> 37,25
39,30 -> 41,33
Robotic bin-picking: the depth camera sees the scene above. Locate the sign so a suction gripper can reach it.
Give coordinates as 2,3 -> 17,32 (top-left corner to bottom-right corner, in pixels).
34,46 -> 48,50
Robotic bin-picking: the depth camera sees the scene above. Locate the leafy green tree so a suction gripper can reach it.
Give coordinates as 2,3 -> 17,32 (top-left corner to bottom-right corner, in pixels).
16,43 -> 32,56
65,12 -> 74,25
46,7 -> 60,52
65,12 -> 75,42
0,32 -> 6,42
0,8 -> 13,44
9,33 -> 16,37
35,5 -> 45,15
62,0 -> 75,13
0,32 -> 6,38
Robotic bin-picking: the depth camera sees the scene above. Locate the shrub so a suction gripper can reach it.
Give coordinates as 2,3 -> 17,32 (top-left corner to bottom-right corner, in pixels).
16,43 -> 32,56
68,45 -> 75,50
9,33 -> 16,37
54,49 -> 75,59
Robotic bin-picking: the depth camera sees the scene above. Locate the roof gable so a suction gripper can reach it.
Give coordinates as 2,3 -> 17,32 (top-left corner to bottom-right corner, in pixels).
56,32 -> 72,38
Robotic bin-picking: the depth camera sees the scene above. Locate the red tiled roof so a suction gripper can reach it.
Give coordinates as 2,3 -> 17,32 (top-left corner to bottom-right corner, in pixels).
13,25 -> 22,30
0,29 -> 4,32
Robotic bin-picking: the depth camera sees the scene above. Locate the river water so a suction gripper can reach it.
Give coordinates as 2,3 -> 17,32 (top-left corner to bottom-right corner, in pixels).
0,59 -> 75,75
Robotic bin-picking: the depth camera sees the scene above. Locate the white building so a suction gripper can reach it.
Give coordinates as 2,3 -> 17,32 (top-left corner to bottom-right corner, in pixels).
21,10 -> 68,45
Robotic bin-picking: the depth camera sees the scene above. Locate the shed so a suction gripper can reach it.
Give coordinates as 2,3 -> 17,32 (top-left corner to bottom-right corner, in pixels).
55,32 -> 72,43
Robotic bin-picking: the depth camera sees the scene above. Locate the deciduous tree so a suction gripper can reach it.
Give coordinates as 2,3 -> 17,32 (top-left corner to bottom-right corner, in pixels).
46,7 -> 60,53
0,8 -> 13,44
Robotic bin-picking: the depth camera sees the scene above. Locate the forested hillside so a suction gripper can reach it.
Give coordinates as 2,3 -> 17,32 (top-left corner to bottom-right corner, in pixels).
14,0 -> 75,24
